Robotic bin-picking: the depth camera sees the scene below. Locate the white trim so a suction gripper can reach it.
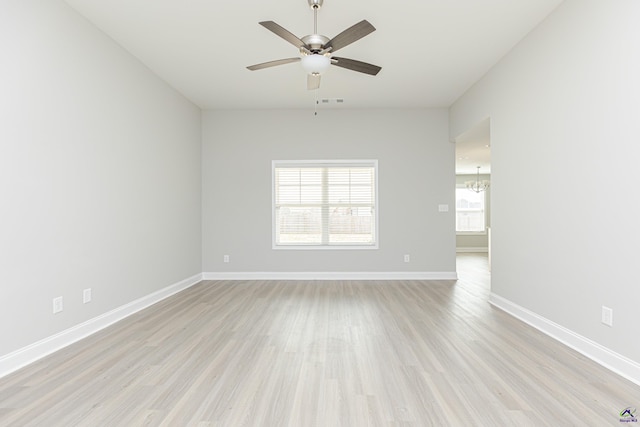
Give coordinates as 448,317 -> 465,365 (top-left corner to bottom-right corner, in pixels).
272,244 -> 379,251
0,273 -> 203,379
202,271 -> 458,281
489,293 -> 640,387
456,247 -> 489,253
456,231 -> 488,236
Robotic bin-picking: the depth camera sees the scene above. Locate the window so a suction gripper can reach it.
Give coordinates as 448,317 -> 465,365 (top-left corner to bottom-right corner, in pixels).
456,188 -> 486,233
273,160 -> 378,249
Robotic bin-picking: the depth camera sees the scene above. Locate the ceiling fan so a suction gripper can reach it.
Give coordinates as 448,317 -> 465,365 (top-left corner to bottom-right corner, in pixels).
246,0 -> 382,90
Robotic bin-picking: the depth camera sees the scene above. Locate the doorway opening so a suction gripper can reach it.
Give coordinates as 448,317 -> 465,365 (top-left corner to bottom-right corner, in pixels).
454,117 -> 491,266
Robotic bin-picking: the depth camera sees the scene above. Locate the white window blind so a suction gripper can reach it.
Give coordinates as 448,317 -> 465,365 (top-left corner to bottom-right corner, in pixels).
273,160 -> 378,248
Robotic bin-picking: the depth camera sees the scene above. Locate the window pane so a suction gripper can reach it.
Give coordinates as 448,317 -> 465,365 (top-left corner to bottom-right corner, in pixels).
350,169 -> 373,185
300,168 -> 322,185
456,188 -> 485,232
328,168 -> 349,184
329,206 -> 374,244
351,185 -> 372,204
300,185 -> 322,204
456,211 -> 485,232
277,168 -> 300,182
276,206 -> 322,244
277,186 -> 300,204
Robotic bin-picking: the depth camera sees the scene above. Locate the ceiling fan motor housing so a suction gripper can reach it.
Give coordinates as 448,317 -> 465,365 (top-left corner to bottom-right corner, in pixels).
301,34 -> 330,52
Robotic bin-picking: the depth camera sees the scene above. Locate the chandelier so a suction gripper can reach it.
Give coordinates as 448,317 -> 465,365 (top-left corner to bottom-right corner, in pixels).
466,166 -> 490,193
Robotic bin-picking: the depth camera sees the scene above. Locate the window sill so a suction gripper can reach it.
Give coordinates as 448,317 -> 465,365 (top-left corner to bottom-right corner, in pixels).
273,244 -> 379,250
456,231 -> 487,236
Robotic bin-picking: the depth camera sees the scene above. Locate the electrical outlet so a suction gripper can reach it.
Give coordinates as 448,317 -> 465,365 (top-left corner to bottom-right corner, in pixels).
83,288 -> 92,304
601,306 -> 613,327
223,255 -> 230,263
404,254 -> 410,263
53,297 -> 63,314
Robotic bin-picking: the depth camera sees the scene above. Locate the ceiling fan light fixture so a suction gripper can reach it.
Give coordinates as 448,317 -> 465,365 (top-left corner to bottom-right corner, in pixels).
301,54 -> 331,75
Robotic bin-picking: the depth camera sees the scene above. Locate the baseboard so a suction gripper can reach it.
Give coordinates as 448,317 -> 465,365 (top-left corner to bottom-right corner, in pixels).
456,247 -> 489,253
0,273 -> 203,379
489,293 -> 640,387
202,271 -> 458,281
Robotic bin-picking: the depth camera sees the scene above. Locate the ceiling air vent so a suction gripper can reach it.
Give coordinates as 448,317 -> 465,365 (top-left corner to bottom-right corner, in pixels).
320,98 -> 345,104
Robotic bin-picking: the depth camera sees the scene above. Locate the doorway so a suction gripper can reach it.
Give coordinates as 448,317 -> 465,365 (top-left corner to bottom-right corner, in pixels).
454,118 -> 491,261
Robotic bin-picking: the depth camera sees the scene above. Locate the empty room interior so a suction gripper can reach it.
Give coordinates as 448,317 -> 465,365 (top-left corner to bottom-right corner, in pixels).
2,0 -> 640,425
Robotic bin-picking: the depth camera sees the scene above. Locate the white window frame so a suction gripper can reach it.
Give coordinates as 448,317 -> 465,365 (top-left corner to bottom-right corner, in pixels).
455,186 -> 487,235
272,160 -> 379,250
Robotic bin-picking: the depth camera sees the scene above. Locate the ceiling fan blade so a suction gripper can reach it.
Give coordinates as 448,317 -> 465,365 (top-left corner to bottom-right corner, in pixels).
259,21 -> 309,49
307,73 -> 321,90
247,57 -> 301,71
331,57 -> 381,76
324,20 -> 376,53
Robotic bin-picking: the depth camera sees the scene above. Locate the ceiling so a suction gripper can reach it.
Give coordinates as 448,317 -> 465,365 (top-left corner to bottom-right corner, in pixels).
63,0 -> 562,172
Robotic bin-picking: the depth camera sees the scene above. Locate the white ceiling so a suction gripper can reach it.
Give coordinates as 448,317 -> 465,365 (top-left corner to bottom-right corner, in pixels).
63,0 -> 562,172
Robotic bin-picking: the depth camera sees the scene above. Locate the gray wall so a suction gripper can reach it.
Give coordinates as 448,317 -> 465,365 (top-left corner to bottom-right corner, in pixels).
0,1 -> 202,356
456,173 -> 491,250
450,0 -> 640,364
202,109 -> 456,274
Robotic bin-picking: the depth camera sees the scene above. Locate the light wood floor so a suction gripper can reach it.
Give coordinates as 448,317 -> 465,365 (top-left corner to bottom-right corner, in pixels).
1,254 -> 639,426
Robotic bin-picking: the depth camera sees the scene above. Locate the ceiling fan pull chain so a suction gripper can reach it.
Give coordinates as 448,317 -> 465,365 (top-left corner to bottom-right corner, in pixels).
314,84 -> 322,116
314,92 -> 318,116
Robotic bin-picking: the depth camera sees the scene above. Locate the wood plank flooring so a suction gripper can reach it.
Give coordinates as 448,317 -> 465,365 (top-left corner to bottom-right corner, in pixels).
1,254 -> 639,426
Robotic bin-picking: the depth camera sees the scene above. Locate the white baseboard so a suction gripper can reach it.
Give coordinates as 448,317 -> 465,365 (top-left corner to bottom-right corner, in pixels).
0,271 -> 459,378
456,247 -> 489,253
202,271 -> 458,281
489,293 -> 640,387
0,273 -> 203,379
